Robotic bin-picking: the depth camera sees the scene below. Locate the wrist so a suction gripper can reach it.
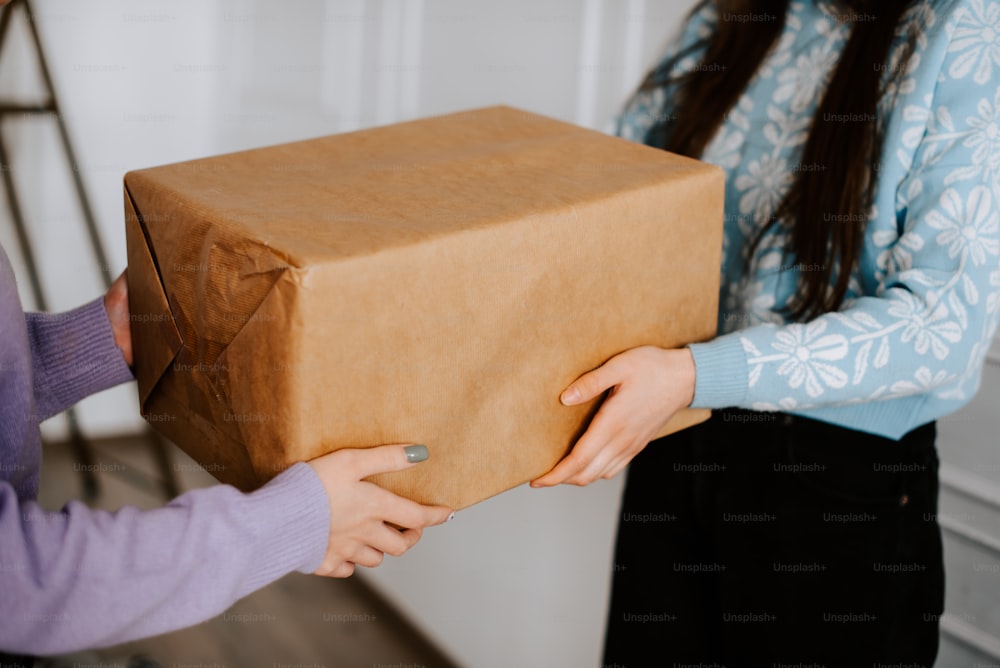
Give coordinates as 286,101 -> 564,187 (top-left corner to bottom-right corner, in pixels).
103,272 -> 133,367
678,346 -> 696,407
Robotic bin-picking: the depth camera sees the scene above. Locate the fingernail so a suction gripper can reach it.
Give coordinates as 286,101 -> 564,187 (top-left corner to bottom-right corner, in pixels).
446,512 -> 456,523
404,445 -> 429,463
561,388 -> 580,405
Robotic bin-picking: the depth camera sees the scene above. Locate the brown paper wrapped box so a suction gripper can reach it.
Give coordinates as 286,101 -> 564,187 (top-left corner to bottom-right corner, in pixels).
124,106 -> 723,510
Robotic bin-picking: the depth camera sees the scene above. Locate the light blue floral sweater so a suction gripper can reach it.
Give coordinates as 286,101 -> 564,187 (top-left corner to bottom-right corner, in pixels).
617,0 -> 1000,439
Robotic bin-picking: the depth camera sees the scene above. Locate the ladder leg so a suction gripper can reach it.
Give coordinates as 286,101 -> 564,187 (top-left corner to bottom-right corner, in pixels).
23,0 -> 111,288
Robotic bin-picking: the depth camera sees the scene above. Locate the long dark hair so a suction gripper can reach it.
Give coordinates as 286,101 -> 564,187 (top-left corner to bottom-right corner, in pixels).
642,0 -> 920,321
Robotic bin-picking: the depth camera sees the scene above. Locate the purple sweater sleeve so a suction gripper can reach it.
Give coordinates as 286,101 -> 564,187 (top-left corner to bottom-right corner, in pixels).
26,297 -> 135,421
0,462 -> 329,654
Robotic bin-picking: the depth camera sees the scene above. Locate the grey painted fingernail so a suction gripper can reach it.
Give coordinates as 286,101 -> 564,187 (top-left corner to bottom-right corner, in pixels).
404,445 -> 429,463
446,512 -> 456,522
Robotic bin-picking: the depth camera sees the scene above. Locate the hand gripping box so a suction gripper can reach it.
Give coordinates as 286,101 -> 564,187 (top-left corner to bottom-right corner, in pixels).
124,106 -> 723,509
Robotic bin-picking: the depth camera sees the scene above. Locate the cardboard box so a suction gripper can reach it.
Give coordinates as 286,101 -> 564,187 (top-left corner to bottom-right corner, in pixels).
125,106 -> 723,510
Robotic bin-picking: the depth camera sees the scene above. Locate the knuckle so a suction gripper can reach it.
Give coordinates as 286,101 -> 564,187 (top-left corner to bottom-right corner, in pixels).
385,542 -> 408,558
578,375 -> 600,394
334,448 -> 359,469
333,562 -> 355,578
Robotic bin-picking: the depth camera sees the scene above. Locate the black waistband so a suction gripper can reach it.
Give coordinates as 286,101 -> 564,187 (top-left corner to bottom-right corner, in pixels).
707,407 -> 936,447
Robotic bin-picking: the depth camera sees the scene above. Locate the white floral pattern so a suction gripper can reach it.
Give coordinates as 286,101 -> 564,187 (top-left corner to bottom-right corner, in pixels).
948,0 -> 1000,84
925,186 -> 1000,266
735,154 -> 795,220
964,91 -> 1000,167
770,321 -> 850,397
616,0 -> 1000,437
987,268 -> 1000,315
875,226 -> 925,278
773,44 -> 841,114
890,366 -> 953,395
888,291 -> 963,360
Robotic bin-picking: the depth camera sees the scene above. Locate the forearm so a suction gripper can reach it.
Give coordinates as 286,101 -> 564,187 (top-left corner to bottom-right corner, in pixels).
26,297 -> 134,421
0,463 -> 327,654
689,285 -> 999,413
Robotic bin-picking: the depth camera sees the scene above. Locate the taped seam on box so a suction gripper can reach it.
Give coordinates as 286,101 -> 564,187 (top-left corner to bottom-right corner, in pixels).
124,183 -> 184,407
125,184 -> 164,280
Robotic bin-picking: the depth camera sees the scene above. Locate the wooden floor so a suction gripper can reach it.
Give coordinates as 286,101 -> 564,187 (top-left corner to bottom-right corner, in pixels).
32,431 -> 462,668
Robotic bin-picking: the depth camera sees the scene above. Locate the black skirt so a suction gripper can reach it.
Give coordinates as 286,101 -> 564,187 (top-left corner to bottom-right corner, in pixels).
602,408 -> 944,668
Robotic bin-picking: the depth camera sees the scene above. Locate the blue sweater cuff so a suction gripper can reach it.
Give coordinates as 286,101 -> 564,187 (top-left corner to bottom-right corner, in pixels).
688,332 -> 750,409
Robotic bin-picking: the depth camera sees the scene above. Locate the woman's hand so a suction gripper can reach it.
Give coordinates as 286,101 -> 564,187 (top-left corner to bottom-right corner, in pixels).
308,444 -> 454,578
103,270 -> 133,367
531,346 -> 696,488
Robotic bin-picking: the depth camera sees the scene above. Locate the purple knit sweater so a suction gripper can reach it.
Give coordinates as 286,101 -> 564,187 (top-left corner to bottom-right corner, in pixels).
0,244 -> 329,654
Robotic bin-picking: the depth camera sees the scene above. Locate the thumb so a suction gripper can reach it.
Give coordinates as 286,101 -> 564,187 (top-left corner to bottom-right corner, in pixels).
560,359 -> 623,406
352,443 -> 430,478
